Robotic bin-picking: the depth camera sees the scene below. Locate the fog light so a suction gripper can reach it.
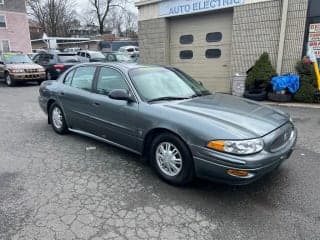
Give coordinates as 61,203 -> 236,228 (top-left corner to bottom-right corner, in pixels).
227,169 -> 250,177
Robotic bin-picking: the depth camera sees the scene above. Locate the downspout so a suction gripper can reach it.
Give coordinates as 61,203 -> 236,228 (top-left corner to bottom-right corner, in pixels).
276,0 -> 289,74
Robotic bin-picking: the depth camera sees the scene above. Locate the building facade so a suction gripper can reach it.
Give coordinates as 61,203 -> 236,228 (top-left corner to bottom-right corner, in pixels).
136,0 -> 318,93
0,0 -> 32,53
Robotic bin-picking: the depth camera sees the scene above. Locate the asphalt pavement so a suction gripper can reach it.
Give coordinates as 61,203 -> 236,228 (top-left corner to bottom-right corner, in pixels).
0,82 -> 319,240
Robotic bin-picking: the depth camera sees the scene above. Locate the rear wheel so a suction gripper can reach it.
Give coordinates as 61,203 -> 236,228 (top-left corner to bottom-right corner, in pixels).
5,73 -> 15,86
150,133 -> 194,185
46,71 -> 52,80
49,103 -> 68,134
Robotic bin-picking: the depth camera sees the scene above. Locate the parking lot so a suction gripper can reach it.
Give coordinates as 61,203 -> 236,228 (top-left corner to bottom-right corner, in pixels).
0,82 -> 320,240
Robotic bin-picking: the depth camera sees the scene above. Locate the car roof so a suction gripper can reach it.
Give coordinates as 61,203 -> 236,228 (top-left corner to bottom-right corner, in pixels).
72,62 -> 163,72
79,50 -> 100,53
120,46 -> 138,49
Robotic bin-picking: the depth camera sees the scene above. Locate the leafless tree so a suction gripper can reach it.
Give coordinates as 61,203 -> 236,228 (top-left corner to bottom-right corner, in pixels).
123,10 -> 138,36
88,0 -> 135,35
27,0 -> 78,37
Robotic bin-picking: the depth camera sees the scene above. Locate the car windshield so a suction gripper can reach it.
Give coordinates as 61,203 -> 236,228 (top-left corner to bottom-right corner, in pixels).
129,67 -> 211,102
116,54 -> 132,62
4,54 -> 33,64
90,52 -> 105,59
58,55 -> 80,63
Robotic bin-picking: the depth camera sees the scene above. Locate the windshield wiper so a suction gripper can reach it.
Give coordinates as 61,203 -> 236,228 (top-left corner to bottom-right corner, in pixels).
148,96 -> 190,103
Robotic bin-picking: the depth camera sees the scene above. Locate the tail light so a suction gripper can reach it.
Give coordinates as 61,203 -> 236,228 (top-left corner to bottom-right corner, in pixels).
54,64 -> 65,72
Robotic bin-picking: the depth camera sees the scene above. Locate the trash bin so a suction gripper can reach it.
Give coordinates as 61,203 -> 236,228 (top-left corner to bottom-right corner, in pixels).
232,73 -> 247,97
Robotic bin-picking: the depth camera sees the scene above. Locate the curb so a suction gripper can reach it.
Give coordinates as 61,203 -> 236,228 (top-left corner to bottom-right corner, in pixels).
263,101 -> 320,109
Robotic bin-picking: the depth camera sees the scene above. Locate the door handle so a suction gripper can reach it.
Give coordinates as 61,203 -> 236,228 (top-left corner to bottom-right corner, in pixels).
92,102 -> 100,106
59,92 -> 65,96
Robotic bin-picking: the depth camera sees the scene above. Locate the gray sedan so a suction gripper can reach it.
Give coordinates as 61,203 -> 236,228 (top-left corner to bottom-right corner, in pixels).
38,63 -> 297,186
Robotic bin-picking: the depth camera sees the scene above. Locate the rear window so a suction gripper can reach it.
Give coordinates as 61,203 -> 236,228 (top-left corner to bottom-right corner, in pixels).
58,55 -> 80,63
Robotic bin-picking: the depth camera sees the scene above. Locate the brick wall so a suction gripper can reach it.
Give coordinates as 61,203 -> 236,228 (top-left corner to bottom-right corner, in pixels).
231,0 -> 282,75
0,0 -> 26,13
282,0 -> 308,73
0,11 -> 32,53
138,18 -> 170,65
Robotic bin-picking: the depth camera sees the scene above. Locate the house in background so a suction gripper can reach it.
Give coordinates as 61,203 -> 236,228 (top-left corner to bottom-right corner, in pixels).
0,0 -> 32,53
29,19 -> 44,40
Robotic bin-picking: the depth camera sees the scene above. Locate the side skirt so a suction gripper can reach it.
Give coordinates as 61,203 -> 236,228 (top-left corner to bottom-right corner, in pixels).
68,128 -> 141,155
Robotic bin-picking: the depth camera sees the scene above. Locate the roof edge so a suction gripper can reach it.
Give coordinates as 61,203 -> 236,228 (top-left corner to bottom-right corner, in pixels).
135,0 -> 162,7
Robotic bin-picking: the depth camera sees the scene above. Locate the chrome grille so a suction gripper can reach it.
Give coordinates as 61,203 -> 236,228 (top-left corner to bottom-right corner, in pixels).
270,124 -> 293,151
24,69 -> 38,73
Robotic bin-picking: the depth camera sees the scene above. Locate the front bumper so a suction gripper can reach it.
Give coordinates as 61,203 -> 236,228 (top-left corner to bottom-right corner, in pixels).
11,72 -> 45,81
191,127 -> 297,185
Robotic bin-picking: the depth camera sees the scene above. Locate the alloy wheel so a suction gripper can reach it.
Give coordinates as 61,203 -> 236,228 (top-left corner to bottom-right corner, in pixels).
5,75 -> 12,86
52,107 -> 63,129
156,142 -> 183,177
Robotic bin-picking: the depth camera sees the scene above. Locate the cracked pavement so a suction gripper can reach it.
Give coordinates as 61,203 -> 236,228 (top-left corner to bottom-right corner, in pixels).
0,82 -> 319,240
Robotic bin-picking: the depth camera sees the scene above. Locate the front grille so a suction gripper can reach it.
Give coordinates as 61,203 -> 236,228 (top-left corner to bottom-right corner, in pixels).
24,69 -> 38,73
24,74 -> 41,79
270,124 -> 293,151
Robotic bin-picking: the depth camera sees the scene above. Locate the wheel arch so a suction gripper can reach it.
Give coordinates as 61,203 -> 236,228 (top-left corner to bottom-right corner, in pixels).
142,127 -> 193,162
47,99 -> 56,124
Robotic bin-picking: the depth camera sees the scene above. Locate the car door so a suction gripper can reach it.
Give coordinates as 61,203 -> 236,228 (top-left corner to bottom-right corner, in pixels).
58,66 -> 99,134
90,66 -> 141,152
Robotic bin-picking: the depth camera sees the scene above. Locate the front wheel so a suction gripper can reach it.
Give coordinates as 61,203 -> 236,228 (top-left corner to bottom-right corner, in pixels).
5,73 -> 15,86
49,103 -> 68,134
150,133 -> 194,186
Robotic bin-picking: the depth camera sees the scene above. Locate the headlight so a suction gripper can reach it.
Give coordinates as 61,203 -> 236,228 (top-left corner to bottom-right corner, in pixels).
10,69 -> 24,73
207,138 -> 264,155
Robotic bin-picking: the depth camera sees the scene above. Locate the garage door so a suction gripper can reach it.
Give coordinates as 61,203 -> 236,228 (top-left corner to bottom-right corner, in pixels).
170,10 -> 233,92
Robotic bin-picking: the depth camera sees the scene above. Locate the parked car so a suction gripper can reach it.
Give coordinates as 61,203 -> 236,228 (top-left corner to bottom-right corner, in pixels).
33,52 -> 80,80
103,52 -> 134,63
77,50 -> 106,63
118,46 -> 139,58
64,47 -> 81,53
0,53 -> 45,86
38,63 -> 297,186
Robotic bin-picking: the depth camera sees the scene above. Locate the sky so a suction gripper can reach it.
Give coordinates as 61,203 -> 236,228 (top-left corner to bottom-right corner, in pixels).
75,0 -> 138,14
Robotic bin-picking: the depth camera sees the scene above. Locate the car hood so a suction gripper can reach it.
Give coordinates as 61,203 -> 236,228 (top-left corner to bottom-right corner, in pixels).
6,63 -> 44,70
163,93 -> 289,138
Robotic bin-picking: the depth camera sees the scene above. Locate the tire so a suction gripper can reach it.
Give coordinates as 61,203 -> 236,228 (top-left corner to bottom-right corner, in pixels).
244,90 -> 267,101
150,133 -> 194,186
5,73 -> 15,86
268,92 -> 292,102
46,71 -> 52,80
49,103 -> 68,134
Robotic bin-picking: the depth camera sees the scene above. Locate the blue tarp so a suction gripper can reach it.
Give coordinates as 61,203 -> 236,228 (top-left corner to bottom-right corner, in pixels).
271,74 -> 300,93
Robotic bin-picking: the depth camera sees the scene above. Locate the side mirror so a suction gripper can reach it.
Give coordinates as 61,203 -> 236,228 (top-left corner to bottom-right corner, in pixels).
108,89 -> 135,102
0,61 -> 4,65
198,81 -> 203,86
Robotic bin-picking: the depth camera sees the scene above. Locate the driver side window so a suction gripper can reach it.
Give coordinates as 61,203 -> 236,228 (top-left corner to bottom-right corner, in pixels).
96,67 -> 128,95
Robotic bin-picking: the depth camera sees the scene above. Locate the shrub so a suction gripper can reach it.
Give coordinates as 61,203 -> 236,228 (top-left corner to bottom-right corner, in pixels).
293,83 -> 316,103
245,52 -> 277,90
295,60 -> 317,87
294,60 -> 318,103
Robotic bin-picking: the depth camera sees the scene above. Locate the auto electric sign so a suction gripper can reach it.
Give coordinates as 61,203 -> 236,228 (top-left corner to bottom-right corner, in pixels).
159,0 -> 245,17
